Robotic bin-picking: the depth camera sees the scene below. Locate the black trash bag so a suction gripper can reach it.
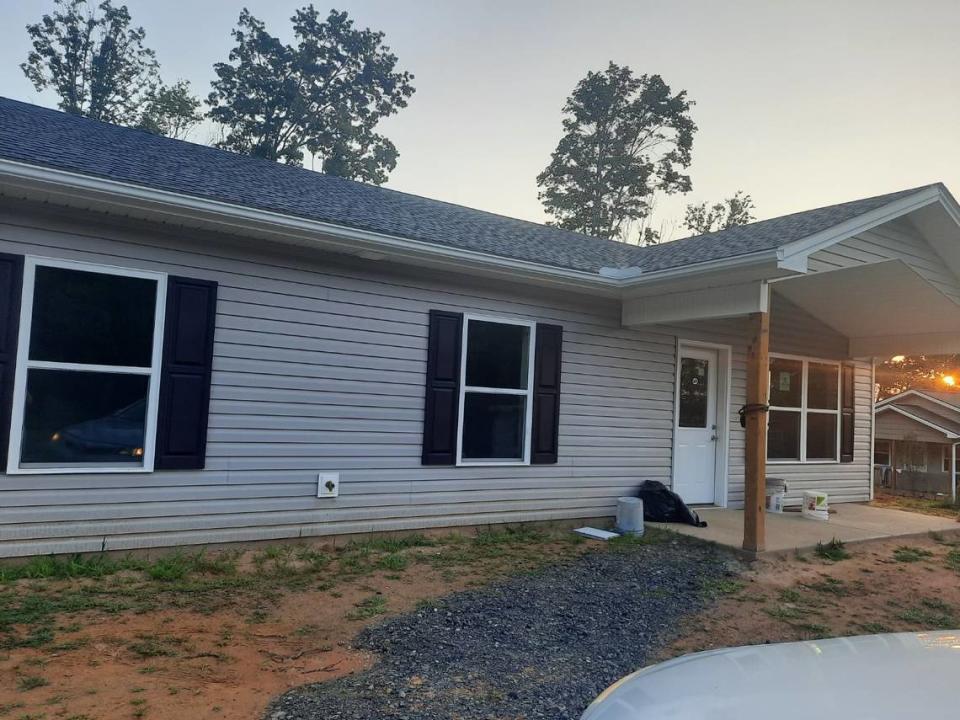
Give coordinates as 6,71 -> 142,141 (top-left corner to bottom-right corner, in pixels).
637,480 -> 708,527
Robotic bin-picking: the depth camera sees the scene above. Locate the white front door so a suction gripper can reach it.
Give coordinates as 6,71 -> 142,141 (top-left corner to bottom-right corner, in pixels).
674,346 -> 718,504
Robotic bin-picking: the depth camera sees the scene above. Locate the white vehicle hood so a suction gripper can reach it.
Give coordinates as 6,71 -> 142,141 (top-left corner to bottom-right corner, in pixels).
582,631 -> 960,719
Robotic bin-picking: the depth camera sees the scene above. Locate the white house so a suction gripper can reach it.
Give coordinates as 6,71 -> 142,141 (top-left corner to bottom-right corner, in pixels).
2,97 -> 960,557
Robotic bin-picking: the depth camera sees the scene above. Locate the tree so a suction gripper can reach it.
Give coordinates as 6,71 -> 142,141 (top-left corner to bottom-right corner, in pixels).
876,355 -> 960,399
138,80 -> 203,140
537,63 -> 696,241
207,6 -> 415,184
21,0 -> 159,125
684,191 -> 756,235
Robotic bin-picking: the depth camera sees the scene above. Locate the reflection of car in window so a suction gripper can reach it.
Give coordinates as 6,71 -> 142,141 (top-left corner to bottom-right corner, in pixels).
49,398 -> 146,459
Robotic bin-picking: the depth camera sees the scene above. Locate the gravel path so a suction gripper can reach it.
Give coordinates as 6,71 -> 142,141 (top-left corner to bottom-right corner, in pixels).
268,536 -> 737,720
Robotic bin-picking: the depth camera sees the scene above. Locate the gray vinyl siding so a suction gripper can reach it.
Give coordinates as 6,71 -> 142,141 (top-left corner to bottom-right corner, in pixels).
875,411 -> 951,444
0,204 -> 684,557
808,221 -> 960,303
0,203 -> 881,557
669,293 -> 873,508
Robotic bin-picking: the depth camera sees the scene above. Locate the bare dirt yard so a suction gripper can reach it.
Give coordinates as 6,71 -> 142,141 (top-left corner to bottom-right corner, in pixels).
663,531 -> 960,660
0,527 -> 590,720
3,521 -> 960,720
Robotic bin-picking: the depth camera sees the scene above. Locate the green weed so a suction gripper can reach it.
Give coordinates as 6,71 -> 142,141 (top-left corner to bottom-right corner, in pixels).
815,538 -> 849,562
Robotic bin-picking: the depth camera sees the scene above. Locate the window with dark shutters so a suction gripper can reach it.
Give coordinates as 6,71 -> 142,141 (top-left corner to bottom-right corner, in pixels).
420,311 -> 562,466
155,276 -> 218,470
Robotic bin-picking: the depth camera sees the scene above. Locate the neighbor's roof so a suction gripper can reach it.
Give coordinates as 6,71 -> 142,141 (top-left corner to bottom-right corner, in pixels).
0,97 -> 941,275
877,390 -> 960,438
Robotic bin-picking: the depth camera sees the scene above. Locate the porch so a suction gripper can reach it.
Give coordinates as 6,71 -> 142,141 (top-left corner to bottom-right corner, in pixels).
653,503 -> 960,555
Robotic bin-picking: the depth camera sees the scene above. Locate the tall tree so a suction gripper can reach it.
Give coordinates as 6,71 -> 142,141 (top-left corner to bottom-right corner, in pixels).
138,80 -> 203,140
876,355 -> 960,399
207,7 -> 415,184
537,63 -> 696,241
684,191 -> 756,235
21,0 -> 159,124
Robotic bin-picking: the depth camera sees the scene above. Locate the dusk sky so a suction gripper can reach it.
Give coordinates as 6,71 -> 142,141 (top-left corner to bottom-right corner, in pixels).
2,0 -> 959,239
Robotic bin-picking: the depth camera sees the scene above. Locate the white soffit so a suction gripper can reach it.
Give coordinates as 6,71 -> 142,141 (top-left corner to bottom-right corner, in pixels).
772,260 -> 960,339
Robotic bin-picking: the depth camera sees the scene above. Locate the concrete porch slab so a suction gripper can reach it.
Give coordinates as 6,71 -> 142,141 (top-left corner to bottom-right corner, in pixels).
651,503 -> 960,555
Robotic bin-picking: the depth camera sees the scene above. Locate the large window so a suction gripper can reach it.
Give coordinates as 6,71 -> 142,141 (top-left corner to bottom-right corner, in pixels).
457,316 -> 535,464
767,355 -> 840,463
7,258 -> 166,473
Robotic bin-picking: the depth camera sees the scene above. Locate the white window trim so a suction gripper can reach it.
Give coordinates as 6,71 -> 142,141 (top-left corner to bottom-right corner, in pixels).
767,353 -> 842,464
6,256 -> 167,475
455,314 -> 536,467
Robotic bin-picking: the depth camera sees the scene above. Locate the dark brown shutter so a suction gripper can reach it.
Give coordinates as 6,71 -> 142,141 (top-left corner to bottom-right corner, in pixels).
421,310 -> 463,465
840,363 -> 855,463
531,323 -> 563,464
0,253 -> 23,469
155,276 -> 218,470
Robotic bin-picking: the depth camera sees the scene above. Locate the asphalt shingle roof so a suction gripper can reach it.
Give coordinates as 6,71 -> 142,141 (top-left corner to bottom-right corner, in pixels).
0,97 -> 938,275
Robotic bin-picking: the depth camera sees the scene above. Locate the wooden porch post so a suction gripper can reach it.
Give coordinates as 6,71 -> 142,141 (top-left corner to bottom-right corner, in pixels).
743,311 -> 769,553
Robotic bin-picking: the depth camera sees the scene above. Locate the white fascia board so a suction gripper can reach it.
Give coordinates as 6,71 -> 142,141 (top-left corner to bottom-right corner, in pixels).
0,159 -> 795,298
876,389 -> 960,416
622,280 -> 768,326
0,158 -> 619,295
777,186 -> 944,267
875,404 -> 960,439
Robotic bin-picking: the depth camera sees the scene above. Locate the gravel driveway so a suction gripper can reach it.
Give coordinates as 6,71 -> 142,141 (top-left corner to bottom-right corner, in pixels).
268,535 -> 737,720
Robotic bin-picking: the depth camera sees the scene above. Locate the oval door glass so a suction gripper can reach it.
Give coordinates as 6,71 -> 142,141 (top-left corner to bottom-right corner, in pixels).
679,357 -> 709,428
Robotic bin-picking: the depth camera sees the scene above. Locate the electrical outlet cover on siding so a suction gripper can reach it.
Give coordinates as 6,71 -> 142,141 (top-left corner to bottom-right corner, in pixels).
317,473 -> 340,498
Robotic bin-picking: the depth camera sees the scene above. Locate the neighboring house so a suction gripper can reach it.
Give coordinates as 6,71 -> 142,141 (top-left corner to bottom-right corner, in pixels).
2,98 -> 960,557
874,390 -> 960,498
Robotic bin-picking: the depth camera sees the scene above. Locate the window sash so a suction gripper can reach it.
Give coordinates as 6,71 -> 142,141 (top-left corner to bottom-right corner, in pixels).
767,355 -> 841,464
6,257 -> 167,475
456,315 -> 536,466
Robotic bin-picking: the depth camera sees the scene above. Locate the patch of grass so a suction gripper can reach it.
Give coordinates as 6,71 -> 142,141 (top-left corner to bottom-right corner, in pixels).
348,534 -> 436,553
892,546 -> 933,563
795,622 -> 831,638
378,553 -> 409,571
16,675 -> 49,691
779,588 -> 802,603
765,604 -> 805,621
0,703 -> 24,717
127,634 -> 183,658
0,553 -> 146,583
346,594 -> 387,620
898,598 -> 955,629
815,538 -> 849,562
700,577 -> 745,598
945,548 -> 960,572
608,529 -> 668,551
804,577 -> 849,596
856,622 -> 892,634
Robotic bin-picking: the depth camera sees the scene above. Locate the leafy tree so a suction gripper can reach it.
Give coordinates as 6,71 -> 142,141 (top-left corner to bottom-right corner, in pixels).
138,80 -> 203,139
876,355 -> 960,399
684,191 -> 756,235
207,6 -> 415,184
21,0 -> 159,125
537,62 -> 696,241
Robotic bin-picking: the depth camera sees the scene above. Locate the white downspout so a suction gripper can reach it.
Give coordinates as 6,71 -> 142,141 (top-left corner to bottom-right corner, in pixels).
870,358 -> 877,501
952,441 -> 958,505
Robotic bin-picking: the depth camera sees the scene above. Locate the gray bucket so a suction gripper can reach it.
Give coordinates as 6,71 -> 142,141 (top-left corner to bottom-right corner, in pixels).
616,497 -> 645,536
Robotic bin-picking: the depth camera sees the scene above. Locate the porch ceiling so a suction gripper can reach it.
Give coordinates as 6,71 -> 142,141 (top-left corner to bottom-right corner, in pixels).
771,260 -> 960,356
